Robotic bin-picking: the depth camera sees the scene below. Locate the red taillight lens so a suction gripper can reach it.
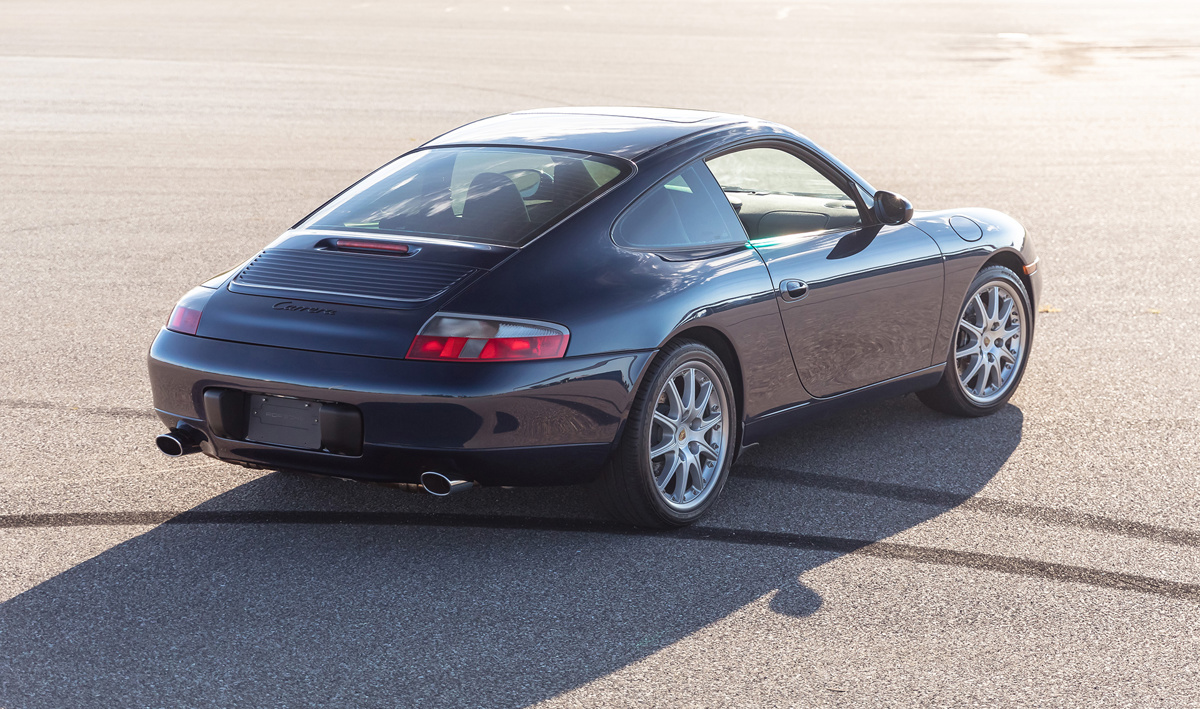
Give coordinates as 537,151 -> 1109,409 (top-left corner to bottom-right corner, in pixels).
410,336 -> 470,359
406,315 -> 569,362
478,335 -> 566,360
167,305 -> 202,335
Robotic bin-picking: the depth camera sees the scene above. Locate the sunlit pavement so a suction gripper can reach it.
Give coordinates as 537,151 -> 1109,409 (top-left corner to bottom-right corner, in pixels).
2,1 -> 1199,706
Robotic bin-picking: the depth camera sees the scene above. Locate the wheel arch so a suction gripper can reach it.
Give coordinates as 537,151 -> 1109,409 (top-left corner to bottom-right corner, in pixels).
666,325 -> 746,450
982,248 -> 1036,313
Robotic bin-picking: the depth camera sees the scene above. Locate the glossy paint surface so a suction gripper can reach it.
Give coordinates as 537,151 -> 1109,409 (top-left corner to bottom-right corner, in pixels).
909,208 -> 1041,363
195,231 -> 516,359
150,329 -> 652,482
751,223 -> 945,398
147,108 -> 1038,484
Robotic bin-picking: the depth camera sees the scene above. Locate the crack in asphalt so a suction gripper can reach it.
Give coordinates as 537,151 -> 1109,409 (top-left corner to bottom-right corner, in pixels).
1,510 -> 1197,602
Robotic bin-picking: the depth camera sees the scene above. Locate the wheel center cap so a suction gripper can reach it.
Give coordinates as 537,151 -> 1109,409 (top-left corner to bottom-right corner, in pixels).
678,430 -> 687,442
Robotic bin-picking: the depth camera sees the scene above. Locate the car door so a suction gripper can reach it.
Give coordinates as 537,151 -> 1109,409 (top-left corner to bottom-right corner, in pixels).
705,145 -> 944,398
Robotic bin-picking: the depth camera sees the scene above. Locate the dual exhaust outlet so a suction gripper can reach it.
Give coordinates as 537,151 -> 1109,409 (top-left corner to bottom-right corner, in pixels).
155,427 -> 202,457
154,428 -> 472,496
417,472 -> 473,497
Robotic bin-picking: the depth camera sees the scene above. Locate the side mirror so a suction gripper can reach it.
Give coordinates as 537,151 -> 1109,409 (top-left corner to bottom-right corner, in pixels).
874,190 -> 913,225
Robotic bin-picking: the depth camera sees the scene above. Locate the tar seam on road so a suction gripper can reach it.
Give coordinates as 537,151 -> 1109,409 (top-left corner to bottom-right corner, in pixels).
1,510 -> 1197,603
4,399 -> 1195,548
733,464 -> 1200,548
0,399 -> 152,421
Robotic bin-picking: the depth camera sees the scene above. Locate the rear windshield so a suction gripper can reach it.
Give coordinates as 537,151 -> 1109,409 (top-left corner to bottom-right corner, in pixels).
304,147 -> 630,246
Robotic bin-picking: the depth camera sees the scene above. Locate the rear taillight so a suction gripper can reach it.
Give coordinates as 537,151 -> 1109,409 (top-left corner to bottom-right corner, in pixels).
164,286 -> 214,336
407,314 -> 569,362
167,306 -> 202,335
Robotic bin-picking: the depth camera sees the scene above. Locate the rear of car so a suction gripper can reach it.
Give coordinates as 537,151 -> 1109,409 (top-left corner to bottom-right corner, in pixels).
148,145 -> 647,485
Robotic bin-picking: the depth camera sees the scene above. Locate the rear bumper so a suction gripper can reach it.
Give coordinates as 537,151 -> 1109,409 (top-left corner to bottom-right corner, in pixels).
148,329 -> 654,485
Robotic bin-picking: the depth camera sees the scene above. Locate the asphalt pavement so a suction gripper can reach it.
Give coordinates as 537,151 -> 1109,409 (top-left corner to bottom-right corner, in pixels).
2,1 -> 1199,706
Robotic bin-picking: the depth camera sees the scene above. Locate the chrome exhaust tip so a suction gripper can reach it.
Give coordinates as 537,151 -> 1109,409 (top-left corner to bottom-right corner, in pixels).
420,471 -> 473,497
155,428 -> 202,457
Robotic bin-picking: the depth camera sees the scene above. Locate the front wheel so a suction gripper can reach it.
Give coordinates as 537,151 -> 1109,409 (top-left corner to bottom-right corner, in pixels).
597,340 -> 737,527
918,264 -> 1033,417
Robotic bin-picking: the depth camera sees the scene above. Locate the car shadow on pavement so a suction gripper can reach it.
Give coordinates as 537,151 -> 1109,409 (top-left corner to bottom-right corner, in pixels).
0,396 -> 1022,708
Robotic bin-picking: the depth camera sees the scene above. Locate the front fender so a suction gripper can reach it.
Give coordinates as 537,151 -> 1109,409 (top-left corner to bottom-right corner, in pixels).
910,208 -> 1037,366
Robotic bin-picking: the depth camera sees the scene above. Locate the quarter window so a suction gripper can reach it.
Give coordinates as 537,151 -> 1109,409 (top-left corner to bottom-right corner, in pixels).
705,147 -> 862,239
613,163 -> 746,249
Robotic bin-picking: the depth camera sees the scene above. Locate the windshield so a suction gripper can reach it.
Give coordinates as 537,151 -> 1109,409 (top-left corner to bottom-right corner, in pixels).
304,147 -> 630,246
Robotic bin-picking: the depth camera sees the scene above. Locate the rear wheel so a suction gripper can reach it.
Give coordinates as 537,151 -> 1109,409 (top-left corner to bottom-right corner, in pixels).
597,340 -> 736,527
918,265 -> 1033,416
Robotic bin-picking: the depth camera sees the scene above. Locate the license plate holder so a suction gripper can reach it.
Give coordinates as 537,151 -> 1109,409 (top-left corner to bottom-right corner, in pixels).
245,394 -> 322,450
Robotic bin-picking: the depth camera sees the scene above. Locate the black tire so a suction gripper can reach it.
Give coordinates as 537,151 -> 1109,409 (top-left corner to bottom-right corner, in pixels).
596,340 -> 738,527
918,264 -> 1034,417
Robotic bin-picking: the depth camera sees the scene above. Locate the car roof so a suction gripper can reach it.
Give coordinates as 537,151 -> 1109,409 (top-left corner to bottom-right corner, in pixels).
422,107 -> 748,160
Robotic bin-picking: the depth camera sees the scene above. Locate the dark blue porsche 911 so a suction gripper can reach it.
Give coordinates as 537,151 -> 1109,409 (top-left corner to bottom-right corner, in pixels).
149,107 -> 1041,527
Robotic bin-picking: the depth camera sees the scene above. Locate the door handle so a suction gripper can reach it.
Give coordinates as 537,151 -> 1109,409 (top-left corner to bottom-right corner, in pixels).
779,279 -> 809,302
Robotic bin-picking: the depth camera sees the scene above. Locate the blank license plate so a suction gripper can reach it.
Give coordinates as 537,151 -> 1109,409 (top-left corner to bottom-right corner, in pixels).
245,394 -> 322,450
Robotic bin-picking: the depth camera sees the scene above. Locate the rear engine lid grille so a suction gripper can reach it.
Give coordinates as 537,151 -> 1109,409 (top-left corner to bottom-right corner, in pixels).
229,248 -> 475,305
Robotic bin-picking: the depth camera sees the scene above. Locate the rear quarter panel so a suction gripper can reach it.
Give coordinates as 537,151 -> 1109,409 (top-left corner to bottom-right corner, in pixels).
441,168 -> 811,425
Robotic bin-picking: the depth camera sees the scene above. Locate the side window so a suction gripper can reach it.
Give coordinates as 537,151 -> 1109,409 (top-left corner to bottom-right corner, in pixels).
705,147 -> 862,239
613,163 -> 747,249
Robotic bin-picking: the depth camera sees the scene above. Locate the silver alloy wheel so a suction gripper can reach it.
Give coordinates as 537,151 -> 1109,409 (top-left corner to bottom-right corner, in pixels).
954,280 -> 1027,405
647,361 -> 731,511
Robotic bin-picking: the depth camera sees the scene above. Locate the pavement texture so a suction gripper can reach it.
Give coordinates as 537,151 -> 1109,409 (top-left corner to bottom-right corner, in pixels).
1,0 -> 1199,707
